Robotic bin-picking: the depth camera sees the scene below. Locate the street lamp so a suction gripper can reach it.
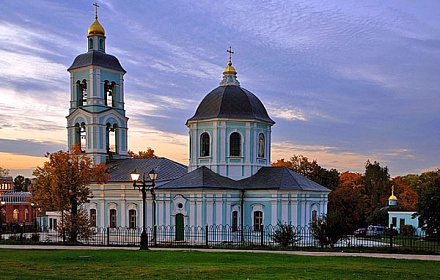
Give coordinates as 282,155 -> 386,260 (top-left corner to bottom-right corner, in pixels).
130,169 -> 157,250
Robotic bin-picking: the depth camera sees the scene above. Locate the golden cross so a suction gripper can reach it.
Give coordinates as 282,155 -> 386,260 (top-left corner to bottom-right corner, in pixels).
227,46 -> 234,63
93,3 -> 99,19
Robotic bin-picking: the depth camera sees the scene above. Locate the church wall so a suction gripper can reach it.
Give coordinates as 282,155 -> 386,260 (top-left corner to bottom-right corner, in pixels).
86,184 -> 328,231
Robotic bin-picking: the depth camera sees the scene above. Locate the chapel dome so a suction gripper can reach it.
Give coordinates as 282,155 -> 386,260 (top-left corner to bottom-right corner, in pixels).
187,50 -> 274,125
88,19 -> 105,36
187,85 -> 274,124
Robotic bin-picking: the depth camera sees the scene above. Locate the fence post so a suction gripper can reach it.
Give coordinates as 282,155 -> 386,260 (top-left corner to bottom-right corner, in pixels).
154,225 -> 157,246
260,224 -> 264,246
389,222 -> 394,249
107,226 -> 110,246
20,223 -> 24,245
205,224 -> 209,247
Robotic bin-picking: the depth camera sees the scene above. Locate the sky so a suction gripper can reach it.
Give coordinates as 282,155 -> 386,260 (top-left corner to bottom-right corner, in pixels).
1,0 -> 439,178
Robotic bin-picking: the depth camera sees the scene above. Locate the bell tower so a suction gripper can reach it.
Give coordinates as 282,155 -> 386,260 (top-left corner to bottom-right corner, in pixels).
66,4 -> 129,164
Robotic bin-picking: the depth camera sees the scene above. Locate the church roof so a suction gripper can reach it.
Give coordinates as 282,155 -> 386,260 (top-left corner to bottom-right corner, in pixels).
68,50 -> 126,73
106,158 -> 187,183
187,85 -> 275,124
240,167 -> 331,192
157,166 -> 242,190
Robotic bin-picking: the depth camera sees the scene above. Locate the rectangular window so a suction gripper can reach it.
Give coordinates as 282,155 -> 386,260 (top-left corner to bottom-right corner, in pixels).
392,217 -> 397,227
110,209 -> 117,228
253,211 -> 263,231
90,209 -> 96,227
129,209 -> 136,229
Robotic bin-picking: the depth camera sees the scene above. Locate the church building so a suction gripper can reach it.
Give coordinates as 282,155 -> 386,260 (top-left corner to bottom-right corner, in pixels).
68,10 -> 330,237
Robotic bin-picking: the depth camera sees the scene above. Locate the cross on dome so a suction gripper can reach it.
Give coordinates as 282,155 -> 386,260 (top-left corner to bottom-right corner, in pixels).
227,46 -> 234,65
93,3 -> 99,19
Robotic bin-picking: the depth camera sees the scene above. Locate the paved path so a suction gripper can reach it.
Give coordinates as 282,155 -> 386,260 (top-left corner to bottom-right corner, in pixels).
0,245 -> 439,261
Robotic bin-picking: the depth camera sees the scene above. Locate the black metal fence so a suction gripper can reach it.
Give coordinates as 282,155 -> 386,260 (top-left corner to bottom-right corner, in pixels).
0,224 -> 438,254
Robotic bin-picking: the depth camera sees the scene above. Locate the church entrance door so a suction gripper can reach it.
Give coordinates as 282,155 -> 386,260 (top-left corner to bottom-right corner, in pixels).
175,214 -> 184,241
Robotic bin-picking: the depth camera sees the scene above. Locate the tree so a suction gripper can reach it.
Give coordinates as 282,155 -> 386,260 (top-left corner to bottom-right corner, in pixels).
415,176 -> 440,238
13,175 -> 32,192
328,183 -> 369,233
392,177 -> 418,211
29,144 -> 109,242
128,147 -> 158,159
363,160 -> 391,217
272,155 -> 339,189
0,167 -> 9,178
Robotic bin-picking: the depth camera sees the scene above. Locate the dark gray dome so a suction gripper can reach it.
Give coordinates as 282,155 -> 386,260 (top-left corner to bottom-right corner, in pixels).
187,85 -> 274,124
68,51 -> 126,73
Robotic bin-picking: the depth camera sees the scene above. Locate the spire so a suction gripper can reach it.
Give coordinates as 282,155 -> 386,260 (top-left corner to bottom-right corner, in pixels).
219,46 -> 240,86
88,3 -> 105,37
388,185 -> 397,206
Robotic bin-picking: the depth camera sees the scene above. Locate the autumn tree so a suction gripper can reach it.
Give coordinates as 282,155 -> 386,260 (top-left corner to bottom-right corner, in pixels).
392,176 -> 418,211
29,144 -> 109,243
13,175 -> 32,192
328,172 -> 369,232
128,147 -> 158,159
0,167 -> 9,178
272,155 -> 339,189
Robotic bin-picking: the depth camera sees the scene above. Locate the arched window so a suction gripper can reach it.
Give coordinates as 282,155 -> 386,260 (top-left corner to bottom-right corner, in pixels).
258,133 -> 265,158
229,132 -> 241,157
88,38 -> 93,50
99,38 -> 104,51
104,81 -> 116,107
129,209 -> 137,229
312,210 -> 317,223
200,132 -> 210,157
24,208 -> 29,221
13,209 -> 19,221
80,123 -> 87,151
106,123 -> 117,153
76,80 -> 87,106
232,211 -> 238,232
90,209 -> 97,227
253,211 -> 263,231
109,209 -> 117,228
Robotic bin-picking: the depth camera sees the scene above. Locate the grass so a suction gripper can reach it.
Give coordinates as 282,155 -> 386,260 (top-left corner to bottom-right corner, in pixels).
0,249 -> 438,279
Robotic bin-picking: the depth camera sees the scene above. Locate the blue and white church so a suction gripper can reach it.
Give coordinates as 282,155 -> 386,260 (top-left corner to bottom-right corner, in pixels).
69,12 -> 330,235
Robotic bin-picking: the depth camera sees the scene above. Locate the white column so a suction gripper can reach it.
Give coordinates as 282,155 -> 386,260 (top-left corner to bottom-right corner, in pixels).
206,199 -> 213,225
271,198 -> 277,226
281,195 -> 288,223
216,197 -> 222,225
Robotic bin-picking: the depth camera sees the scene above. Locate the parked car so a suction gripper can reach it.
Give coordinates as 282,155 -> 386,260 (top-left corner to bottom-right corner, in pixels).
365,225 -> 385,237
353,228 -> 366,237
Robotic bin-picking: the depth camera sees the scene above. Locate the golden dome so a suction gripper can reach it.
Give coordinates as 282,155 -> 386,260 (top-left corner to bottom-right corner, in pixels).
223,61 -> 236,73
388,185 -> 397,201
88,19 -> 105,36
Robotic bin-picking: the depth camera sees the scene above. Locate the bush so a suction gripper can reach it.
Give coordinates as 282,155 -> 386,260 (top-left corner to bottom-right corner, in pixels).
31,233 -> 40,242
270,221 -> 299,247
400,225 -> 415,237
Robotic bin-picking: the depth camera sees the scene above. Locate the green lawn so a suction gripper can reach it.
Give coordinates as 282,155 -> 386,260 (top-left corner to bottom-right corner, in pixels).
0,249 -> 438,279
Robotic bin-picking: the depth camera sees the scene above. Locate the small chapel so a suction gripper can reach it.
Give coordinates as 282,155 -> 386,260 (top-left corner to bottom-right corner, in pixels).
66,10 -> 330,235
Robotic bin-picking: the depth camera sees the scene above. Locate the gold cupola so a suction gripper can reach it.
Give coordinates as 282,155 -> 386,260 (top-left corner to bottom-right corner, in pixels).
388,185 -> 398,206
220,46 -> 240,86
88,18 -> 105,37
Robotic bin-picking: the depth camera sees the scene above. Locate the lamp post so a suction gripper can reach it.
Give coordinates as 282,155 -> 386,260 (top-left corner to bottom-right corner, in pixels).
130,169 -> 157,250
